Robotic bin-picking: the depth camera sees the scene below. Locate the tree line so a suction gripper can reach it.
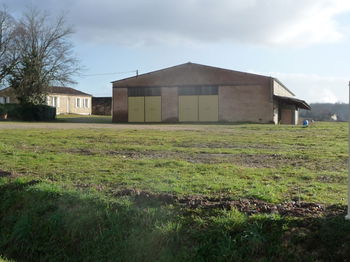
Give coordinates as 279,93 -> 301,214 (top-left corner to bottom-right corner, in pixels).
0,7 -> 79,105
300,103 -> 348,122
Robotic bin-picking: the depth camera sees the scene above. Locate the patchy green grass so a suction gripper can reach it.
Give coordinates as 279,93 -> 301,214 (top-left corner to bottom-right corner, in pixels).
0,257 -> 13,262
0,122 -> 349,261
0,122 -> 347,204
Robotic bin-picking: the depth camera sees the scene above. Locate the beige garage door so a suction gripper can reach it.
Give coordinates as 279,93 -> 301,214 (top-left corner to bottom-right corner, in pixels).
128,97 -> 144,122
145,96 -> 161,122
179,95 -> 198,122
199,95 -> 218,122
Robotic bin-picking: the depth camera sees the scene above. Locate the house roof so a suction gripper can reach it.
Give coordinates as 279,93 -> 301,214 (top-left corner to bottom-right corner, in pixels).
0,87 -> 12,93
49,86 -> 92,97
274,95 -> 311,110
0,86 -> 92,97
112,62 -> 272,87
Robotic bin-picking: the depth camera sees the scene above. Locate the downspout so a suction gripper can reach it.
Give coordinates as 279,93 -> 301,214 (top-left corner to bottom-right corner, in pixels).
346,81 -> 350,219
270,78 -> 277,124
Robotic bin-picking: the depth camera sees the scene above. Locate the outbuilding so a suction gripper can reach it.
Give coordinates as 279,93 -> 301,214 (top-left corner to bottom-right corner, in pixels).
0,86 -> 92,115
112,63 -> 310,124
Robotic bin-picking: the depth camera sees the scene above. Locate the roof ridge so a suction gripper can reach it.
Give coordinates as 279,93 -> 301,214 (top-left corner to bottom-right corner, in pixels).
49,86 -> 92,96
111,62 -> 272,84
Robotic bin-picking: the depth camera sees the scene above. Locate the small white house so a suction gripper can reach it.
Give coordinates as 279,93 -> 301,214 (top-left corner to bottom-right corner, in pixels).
0,86 -> 92,115
46,86 -> 92,115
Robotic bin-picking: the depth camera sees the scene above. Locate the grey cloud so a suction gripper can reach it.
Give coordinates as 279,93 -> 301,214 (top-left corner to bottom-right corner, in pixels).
2,0 -> 350,46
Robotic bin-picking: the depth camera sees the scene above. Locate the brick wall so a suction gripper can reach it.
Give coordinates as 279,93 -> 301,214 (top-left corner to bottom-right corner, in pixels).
92,97 -> 112,115
218,85 -> 273,123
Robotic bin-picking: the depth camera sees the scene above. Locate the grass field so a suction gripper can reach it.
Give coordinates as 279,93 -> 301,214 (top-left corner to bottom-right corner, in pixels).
0,121 -> 349,261
56,114 -> 112,123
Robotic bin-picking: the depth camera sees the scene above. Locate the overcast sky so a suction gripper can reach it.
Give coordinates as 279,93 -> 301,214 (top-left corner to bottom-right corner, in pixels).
2,0 -> 350,103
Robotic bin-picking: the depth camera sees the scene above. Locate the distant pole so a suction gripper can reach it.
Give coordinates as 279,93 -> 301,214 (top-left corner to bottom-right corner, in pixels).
347,81 -> 350,220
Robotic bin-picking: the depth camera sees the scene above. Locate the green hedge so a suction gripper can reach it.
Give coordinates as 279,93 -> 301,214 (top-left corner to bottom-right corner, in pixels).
0,104 -> 7,115
2,103 -> 56,121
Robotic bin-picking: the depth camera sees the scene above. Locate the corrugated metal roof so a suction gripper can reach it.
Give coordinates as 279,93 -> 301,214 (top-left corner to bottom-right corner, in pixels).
274,95 -> 311,110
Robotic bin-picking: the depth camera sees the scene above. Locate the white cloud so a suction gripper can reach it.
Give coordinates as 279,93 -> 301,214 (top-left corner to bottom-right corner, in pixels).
3,0 -> 350,47
318,89 -> 339,103
269,0 -> 350,46
265,72 -> 348,103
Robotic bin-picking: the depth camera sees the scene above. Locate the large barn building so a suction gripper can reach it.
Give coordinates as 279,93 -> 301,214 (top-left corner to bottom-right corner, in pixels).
112,63 -> 310,124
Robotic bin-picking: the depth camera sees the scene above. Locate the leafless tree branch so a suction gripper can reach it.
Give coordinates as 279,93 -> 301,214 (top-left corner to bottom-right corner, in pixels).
10,7 -> 80,104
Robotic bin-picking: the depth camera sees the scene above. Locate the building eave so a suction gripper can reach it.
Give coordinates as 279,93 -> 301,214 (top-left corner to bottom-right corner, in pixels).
274,95 -> 311,110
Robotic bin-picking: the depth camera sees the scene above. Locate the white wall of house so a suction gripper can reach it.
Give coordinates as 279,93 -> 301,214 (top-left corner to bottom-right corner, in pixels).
47,95 -> 91,115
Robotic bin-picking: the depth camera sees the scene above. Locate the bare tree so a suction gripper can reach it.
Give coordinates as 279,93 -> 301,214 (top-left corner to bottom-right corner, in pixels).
0,7 -> 17,85
9,8 -> 80,104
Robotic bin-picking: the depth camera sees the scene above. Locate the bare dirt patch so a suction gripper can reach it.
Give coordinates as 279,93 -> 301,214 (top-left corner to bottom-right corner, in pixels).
107,150 -> 345,170
175,142 -> 278,150
316,174 -> 347,183
112,189 -> 346,218
65,148 -> 345,170
107,150 -> 178,160
0,170 -> 12,177
0,169 -> 22,178
68,148 -> 97,156
106,150 -> 287,167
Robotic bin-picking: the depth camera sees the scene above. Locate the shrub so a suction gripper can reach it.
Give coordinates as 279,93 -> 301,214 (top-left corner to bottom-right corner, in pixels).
0,104 -> 7,115
3,104 -> 21,119
3,103 -> 56,121
19,104 -> 56,121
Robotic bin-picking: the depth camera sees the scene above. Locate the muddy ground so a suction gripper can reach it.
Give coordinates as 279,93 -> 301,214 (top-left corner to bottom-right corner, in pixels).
1,168 -> 346,218
113,188 -> 346,218
68,148 -> 346,171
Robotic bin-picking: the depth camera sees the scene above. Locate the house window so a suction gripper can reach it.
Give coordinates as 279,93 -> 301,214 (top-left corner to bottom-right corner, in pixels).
83,98 -> 89,108
52,97 -> 60,107
76,98 -> 81,108
0,97 -> 10,104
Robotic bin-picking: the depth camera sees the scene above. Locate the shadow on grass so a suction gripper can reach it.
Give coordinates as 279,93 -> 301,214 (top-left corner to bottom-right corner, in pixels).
56,115 -> 112,124
1,180 -> 350,262
55,115 -> 274,126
